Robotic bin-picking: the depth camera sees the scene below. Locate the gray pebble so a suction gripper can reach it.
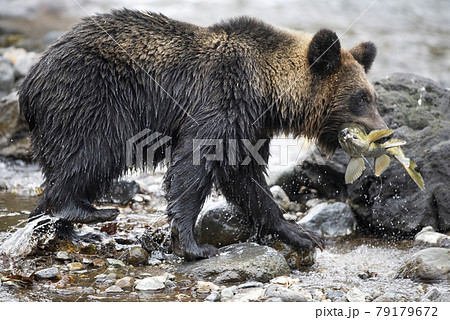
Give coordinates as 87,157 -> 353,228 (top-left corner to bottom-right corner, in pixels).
35,267 -> 59,280
106,273 -> 117,281
221,287 -> 235,299
106,258 -> 126,267
83,287 -> 96,295
423,288 -> 440,301
264,284 -> 308,302
165,280 -> 176,289
128,246 -> 149,266
326,289 -> 345,300
105,285 -> 124,293
56,251 -> 70,260
115,276 -> 134,289
205,291 -> 221,302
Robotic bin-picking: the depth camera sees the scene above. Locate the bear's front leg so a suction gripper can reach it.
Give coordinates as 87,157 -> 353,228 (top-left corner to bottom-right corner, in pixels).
219,166 -> 324,251
164,153 -> 219,261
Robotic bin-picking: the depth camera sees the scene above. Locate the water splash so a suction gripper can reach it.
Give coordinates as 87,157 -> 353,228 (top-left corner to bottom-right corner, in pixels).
0,215 -> 57,257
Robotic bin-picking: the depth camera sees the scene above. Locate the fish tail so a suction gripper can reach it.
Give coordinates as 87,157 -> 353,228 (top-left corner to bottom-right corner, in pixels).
404,160 -> 425,191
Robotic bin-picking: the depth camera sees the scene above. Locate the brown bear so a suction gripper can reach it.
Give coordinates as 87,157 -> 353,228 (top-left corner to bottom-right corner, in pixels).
19,9 -> 387,260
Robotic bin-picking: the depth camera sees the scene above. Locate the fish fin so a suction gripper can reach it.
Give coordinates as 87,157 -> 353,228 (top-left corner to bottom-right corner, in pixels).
367,129 -> 394,143
381,139 -> 406,148
394,154 -> 411,168
374,154 -> 390,176
404,160 -> 425,191
345,157 -> 365,184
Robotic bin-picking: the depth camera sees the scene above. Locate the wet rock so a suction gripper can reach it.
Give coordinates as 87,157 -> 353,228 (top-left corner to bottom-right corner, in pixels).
310,288 -> 326,301
106,273 -> 116,281
270,185 -> 291,211
205,291 -> 221,302
396,248 -> 450,281
0,58 -> 14,95
220,287 -> 234,299
93,258 -> 106,267
346,287 -> 366,302
56,251 -> 70,260
105,285 -> 124,294
232,287 -> 265,302
35,267 -> 59,280
423,288 -> 441,301
115,276 -> 134,289
305,198 -> 322,208
414,226 -> 450,248
195,281 -> 220,294
177,242 -> 290,284
298,202 -> 356,238
373,295 -> 394,302
267,153 -> 348,203
269,275 -> 299,287
106,258 -> 126,268
348,74 -> 450,234
13,51 -> 39,77
0,92 -> 30,159
195,197 -> 253,248
67,262 -> 83,271
271,241 -> 316,269
2,48 -> 27,65
263,284 -> 308,302
127,246 -> 149,266
101,180 -> 140,205
326,289 -> 345,300
135,273 -> 173,291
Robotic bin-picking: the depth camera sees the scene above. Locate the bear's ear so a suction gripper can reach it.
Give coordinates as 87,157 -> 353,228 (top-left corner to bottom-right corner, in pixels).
308,29 -> 341,76
349,41 -> 377,73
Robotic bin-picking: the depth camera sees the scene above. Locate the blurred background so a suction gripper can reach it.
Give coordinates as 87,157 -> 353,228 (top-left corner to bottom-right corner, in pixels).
1,0 -> 449,85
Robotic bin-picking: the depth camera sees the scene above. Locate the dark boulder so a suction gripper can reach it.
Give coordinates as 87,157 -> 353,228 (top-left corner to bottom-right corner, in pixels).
348,73 -> 450,234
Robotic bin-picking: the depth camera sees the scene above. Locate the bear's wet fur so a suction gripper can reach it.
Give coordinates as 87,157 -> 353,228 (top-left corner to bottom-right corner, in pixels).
20,9 -> 387,260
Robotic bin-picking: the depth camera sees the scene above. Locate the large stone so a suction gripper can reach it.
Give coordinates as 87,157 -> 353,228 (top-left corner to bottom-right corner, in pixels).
135,276 -> 166,291
347,74 -> 450,234
414,226 -> 450,248
195,197 -> 253,248
298,202 -> 356,238
127,246 -> 149,266
13,51 -> 40,77
177,242 -> 290,284
270,185 -> 291,211
266,160 -> 348,203
396,248 -> 450,281
100,180 -> 140,205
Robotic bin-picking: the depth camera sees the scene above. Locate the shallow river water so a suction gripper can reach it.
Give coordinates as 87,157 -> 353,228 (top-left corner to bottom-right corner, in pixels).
0,182 -> 448,302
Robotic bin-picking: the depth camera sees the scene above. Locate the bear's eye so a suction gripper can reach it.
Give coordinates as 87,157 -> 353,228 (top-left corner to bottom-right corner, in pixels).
349,90 -> 369,115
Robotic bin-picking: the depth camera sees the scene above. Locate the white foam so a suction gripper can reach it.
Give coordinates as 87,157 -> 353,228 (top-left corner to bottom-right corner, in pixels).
0,215 -> 57,257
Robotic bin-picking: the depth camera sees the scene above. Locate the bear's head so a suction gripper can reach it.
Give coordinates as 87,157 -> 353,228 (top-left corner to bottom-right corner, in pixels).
306,29 -> 387,155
